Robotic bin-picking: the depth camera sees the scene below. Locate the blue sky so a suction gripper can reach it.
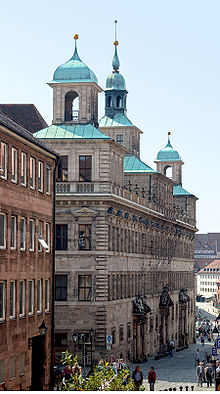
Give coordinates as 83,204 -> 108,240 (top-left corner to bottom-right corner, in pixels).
0,0 -> 219,233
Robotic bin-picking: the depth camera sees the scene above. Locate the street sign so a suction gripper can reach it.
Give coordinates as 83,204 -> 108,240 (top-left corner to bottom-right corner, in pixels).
217,338 -> 220,349
106,335 -> 112,345
106,345 -> 111,350
212,356 -> 218,360
212,347 -> 217,356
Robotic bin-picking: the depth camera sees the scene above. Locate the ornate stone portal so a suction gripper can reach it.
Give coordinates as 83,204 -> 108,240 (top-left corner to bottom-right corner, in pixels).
133,295 -> 151,362
159,285 -> 174,352
179,288 -> 190,346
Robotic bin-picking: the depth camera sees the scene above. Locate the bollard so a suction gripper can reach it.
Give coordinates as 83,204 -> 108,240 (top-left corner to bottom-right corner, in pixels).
168,388 -> 172,391
191,386 -> 194,391
185,386 -> 189,391
173,388 -> 177,391
179,386 -> 183,391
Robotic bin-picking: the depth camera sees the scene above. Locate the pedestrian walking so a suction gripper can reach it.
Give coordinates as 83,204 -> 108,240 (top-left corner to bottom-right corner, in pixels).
195,349 -> 200,366
132,365 -> 143,391
201,336 -> 205,346
204,364 -> 213,387
148,366 -> 156,391
196,362 -> 205,387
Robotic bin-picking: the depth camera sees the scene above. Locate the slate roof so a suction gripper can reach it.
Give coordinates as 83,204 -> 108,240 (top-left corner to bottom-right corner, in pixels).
99,113 -> 134,127
124,155 -> 157,173
34,123 -> 111,140
0,104 -> 48,134
198,259 -> 220,274
0,110 -> 58,158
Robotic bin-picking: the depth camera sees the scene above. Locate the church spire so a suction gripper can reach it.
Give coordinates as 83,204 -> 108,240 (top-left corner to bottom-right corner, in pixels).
71,34 -> 81,61
112,21 -> 120,71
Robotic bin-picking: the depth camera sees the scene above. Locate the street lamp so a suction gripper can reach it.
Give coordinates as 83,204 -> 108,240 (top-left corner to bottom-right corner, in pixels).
89,328 -> 95,367
72,332 -> 78,357
38,320 -> 48,336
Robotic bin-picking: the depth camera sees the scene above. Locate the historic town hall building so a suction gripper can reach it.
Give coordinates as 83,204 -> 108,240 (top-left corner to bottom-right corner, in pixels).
34,35 -> 197,364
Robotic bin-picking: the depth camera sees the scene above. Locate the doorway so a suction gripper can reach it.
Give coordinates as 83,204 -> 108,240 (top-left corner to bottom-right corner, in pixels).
31,335 -> 45,390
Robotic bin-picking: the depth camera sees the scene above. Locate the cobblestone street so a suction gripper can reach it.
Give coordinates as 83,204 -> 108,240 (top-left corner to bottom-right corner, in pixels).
130,340 -> 215,391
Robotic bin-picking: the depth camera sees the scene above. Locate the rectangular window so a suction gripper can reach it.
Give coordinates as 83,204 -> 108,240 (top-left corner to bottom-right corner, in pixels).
38,161 -> 44,192
55,333 -> 68,347
10,281 -> 16,319
0,359 -> 4,384
55,275 -> 67,301
28,280 -> 34,315
79,224 -> 91,250
78,275 -> 92,301
29,219 -> 35,251
119,326 -> 124,342
112,329 -> 115,344
79,155 -> 92,182
116,134 -> 124,145
127,324 -> 131,339
30,157 -> 35,189
1,142 -> 8,180
45,279 -> 50,312
11,216 -> 16,250
20,353 -> 25,375
37,279 -> 42,313
38,220 -> 43,252
46,164 -> 51,195
0,282 -> 6,321
9,357 -> 15,379
0,213 -> 6,249
46,223 -> 50,253
11,147 -> 18,183
20,218 -> 26,251
21,152 -> 27,186
19,280 -> 25,317
56,224 -> 68,250
56,156 -> 68,182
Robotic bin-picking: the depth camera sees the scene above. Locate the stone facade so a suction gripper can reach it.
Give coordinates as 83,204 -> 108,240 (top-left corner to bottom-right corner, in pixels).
0,112 -> 58,390
34,37 -> 197,365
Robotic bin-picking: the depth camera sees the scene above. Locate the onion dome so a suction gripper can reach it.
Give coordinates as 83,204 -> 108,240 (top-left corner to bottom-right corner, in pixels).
52,35 -> 98,84
156,134 -> 181,161
105,40 -> 126,90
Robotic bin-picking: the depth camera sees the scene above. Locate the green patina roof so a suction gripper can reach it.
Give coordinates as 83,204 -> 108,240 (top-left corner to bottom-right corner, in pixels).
156,137 -> 181,162
106,72 -> 126,91
33,123 -> 110,140
99,114 -> 133,128
124,155 -> 157,173
173,185 -> 193,196
52,40 -> 98,84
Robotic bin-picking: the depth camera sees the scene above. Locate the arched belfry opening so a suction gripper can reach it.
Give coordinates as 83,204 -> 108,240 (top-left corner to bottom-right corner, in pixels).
107,96 -> 112,107
116,95 -> 122,108
65,91 -> 79,121
164,165 -> 172,179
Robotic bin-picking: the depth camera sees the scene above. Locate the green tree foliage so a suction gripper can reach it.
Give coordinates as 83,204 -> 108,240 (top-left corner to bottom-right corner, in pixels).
59,351 -> 141,391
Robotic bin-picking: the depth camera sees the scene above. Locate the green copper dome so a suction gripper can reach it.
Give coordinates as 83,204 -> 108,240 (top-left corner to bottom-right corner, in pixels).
52,39 -> 98,84
156,136 -> 181,161
105,44 -> 126,90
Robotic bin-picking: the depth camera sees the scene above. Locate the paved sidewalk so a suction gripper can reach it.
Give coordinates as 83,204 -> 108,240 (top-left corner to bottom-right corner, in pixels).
130,340 -> 215,391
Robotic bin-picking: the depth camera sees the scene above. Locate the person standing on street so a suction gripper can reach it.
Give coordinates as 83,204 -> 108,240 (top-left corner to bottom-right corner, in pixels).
132,365 -> 143,391
196,362 -> 205,387
148,366 -> 156,391
195,349 -> 200,366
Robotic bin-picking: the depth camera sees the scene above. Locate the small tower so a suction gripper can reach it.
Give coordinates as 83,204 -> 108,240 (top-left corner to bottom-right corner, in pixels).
48,35 -> 102,126
155,133 -> 184,185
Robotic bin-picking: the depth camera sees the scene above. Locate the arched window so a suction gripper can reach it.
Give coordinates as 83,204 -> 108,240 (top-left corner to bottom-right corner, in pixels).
164,165 -> 172,179
65,91 -> 79,121
116,96 -> 122,108
107,96 -> 112,107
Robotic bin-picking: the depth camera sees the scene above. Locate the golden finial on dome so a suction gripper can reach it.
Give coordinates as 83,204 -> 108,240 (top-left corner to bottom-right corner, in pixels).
74,34 -> 79,40
168,131 -> 171,136
114,40 -> 119,46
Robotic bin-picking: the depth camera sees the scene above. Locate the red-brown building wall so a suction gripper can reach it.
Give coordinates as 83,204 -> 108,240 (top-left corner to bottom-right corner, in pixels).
0,123 -> 57,390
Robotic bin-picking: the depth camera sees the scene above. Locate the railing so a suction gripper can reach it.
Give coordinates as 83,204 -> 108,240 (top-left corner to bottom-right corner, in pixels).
55,181 -> 196,227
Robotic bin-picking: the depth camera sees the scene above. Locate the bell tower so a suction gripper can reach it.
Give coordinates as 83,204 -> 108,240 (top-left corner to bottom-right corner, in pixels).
48,35 -> 102,127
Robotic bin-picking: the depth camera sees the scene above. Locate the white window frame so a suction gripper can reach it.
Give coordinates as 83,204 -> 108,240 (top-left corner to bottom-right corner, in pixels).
0,142 -> 8,180
0,213 -> 6,250
38,161 -> 44,192
46,164 -> 51,195
0,282 -> 6,321
19,280 -> 25,317
9,281 -> 16,319
46,223 -> 50,253
11,215 -> 16,250
38,221 -> 43,252
45,279 -> 50,312
37,279 -> 42,314
21,152 -> 27,186
28,280 -> 34,315
29,219 -> 35,251
20,217 -> 26,251
30,157 -> 35,190
11,147 -> 18,183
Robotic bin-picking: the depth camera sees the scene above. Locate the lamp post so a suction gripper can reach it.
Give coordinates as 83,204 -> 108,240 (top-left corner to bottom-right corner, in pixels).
38,320 -> 48,336
72,332 -> 78,357
89,328 -> 95,367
